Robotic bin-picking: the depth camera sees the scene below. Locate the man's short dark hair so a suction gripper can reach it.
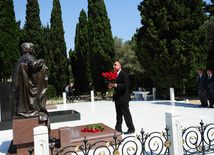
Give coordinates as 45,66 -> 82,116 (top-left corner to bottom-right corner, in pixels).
117,61 -> 122,66
206,67 -> 213,72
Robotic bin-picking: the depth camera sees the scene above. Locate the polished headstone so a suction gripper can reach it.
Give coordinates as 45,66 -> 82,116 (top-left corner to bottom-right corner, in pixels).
0,82 -> 14,121
0,82 -> 14,131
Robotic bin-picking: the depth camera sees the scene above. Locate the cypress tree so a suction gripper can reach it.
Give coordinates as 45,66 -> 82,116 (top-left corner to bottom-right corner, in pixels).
88,0 -> 116,94
23,0 -> 44,59
135,0 -> 207,96
50,0 -> 68,96
0,0 -> 19,81
201,16 -> 214,69
42,24 -> 52,70
17,20 -> 24,50
70,23 -> 79,87
205,1 -> 214,68
71,9 -> 90,94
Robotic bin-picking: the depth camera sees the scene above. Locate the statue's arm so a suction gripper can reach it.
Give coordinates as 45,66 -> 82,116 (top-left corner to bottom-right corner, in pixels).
29,58 -> 45,68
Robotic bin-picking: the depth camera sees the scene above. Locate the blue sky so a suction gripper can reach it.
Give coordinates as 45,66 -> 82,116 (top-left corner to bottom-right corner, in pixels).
13,0 -> 211,54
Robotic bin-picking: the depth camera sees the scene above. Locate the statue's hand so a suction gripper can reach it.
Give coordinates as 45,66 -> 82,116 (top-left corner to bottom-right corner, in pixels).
40,59 -> 45,64
30,59 -> 45,68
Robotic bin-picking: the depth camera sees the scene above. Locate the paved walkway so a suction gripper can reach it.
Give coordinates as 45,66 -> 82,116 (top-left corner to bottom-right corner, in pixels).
0,99 -> 214,154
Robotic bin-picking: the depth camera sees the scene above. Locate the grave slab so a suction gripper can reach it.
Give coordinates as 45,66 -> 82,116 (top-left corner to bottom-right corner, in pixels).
49,109 -> 80,123
46,104 -> 57,110
50,123 -> 122,153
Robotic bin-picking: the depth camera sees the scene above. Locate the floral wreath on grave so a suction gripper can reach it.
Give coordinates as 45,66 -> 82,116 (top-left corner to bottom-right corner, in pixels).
81,124 -> 105,133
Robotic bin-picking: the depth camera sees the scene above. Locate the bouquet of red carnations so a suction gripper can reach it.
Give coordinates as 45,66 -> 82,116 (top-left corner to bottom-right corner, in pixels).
102,71 -> 117,83
81,124 -> 104,133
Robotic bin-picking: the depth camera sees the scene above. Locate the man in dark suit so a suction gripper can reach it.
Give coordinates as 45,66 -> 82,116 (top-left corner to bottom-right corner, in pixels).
196,69 -> 208,107
69,83 -> 75,102
108,61 -> 135,134
205,69 -> 214,108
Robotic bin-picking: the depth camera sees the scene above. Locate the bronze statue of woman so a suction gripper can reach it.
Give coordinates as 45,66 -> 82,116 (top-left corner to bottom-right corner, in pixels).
13,42 -> 49,128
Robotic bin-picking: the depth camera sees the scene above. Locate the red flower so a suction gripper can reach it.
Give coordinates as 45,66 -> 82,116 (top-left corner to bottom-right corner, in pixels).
102,71 -> 117,83
81,124 -> 105,133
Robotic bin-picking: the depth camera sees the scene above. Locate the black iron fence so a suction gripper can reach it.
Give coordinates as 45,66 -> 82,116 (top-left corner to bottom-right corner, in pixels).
182,120 -> 214,155
49,127 -> 170,155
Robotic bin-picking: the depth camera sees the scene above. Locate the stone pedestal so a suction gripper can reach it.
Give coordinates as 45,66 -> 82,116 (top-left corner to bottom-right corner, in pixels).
8,117 -> 46,155
63,92 -> 66,106
13,117 -> 46,145
152,87 -> 156,100
34,126 -> 49,155
90,90 -> 94,103
170,87 -> 175,101
165,111 -> 183,155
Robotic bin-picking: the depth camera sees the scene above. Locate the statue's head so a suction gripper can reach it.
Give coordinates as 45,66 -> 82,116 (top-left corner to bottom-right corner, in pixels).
21,42 -> 35,55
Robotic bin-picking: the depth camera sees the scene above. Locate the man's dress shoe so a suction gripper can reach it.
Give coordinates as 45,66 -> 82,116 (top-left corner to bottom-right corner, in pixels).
124,130 -> 135,135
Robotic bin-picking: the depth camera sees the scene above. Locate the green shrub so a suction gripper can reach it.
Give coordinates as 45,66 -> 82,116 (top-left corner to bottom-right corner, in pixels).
46,85 -> 57,98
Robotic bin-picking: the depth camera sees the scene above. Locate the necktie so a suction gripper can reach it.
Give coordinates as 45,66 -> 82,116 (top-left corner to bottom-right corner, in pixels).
197,76 -> 200,84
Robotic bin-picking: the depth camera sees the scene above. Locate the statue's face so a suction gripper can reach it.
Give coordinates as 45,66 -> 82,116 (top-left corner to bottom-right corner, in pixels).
29,43 -> 35,55
21,43 -> 35,55
29,48 -> 35,55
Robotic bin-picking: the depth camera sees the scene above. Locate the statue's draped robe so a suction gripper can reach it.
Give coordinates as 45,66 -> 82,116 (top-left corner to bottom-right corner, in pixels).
13,54 -> 49,128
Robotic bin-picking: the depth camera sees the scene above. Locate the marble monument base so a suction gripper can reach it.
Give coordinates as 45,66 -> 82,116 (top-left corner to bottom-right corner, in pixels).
7,117 -> 46,155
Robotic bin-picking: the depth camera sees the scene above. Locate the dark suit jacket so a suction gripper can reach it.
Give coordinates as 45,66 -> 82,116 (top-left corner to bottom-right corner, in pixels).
196,73 -> 207,91
69,86 -> 74,96
206,75 -> 214,93
113,70 -> 130,104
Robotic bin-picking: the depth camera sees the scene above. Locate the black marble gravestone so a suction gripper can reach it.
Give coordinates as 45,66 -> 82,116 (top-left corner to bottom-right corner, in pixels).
0,82 -> 14,130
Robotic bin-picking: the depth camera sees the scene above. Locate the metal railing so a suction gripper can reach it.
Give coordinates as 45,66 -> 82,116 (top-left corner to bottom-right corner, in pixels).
48,127 -> 170,155
182,120 -> 214,155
